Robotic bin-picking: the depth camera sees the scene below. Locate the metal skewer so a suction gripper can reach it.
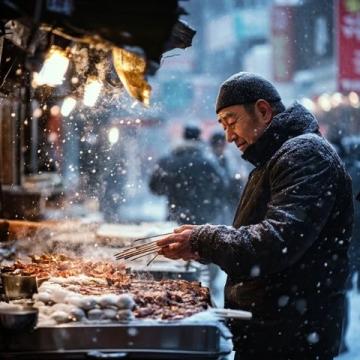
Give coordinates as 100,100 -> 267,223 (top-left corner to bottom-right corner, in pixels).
129,250 -> 160,261
131,231 -> 173,243
115,243 -> 169,261
113,232 -> 173,257
115,242 -> 160,260
146,254 -> 158,267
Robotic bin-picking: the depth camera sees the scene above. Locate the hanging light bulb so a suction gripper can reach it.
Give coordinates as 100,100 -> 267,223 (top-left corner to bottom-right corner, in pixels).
34,46 -> 70,87
61,97 -> 77,117
83,78 -> 103,107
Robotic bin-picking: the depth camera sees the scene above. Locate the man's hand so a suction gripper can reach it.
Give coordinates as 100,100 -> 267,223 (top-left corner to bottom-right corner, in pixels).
157,224 -> 200,261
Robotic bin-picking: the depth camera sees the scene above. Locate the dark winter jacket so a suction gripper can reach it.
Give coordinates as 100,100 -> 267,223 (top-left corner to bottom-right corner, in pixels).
149,141 -> 225,224
190,103 -> 354,358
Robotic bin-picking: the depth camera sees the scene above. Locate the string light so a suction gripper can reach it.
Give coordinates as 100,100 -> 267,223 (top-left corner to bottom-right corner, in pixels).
33,46 -> 70,87
61,97 -> 77,116
318,94 -> 332,112
330,92 -> 343,108
348,91 -> 360,108
83,78 -> 103,107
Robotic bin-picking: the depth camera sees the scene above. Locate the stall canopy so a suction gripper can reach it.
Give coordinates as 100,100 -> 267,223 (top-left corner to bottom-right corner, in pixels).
0,0 -> 195,104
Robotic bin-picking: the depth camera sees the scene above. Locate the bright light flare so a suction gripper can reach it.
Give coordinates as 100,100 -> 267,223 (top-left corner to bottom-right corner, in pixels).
300,98 -> 315,112
108,127 -> 120,144
50,105 -> 60,116
348,91 -> 360,108
61,97 -> 77,117
318,94 -> 332,112
330,92 -> 343,108
35,46 -> 69,87
83,78 -> 102,107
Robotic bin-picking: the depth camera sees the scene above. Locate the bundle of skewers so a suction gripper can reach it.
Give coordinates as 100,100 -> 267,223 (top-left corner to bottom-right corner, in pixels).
114,232 -> 172,265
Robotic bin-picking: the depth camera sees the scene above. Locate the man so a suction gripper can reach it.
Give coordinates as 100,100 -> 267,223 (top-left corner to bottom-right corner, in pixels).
149,124 -> 224,224
157,72 -> 354,359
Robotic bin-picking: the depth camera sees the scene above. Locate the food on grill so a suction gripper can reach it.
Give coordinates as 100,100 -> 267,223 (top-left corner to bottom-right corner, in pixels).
1,254 -> 128,282
1,254 -> 210,323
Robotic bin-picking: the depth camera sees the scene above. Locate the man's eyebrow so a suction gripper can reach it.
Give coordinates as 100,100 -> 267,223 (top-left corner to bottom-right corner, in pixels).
218,111 -> 234,123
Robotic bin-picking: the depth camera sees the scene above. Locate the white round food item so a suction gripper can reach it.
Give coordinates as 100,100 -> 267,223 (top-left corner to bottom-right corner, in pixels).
116,309 -> 134,321
102,308 -> 118,320
116,294 -> 135,310
39,305 -> 54,316
33,301 -> 46,309
98,294 -> 119,308
51,310 -> 71,323
64,295 -> 84,308
87,308 -> 104,321
34,292 -> 53,304
79,296 -> 97,310
66,285 -> 82,292
69,307 -> 86,321
52,288 -> 72,303
52,303 -> 75,313
38,283 -> 71,304
38,282 -> 61,293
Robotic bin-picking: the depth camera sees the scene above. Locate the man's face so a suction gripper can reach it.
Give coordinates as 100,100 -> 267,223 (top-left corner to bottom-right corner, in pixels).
217,103 -> 269,153
213,143 -> 226,157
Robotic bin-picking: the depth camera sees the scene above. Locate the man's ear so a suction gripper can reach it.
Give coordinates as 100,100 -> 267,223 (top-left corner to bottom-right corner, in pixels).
255,99 -> 273,125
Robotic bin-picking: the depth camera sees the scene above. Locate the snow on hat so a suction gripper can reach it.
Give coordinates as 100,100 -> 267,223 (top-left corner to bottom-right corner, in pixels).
215,72 -> 282,113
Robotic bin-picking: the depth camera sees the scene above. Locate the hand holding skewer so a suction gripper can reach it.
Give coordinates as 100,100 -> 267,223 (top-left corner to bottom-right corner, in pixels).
114,225 -> 200,263
156,225 -> 200,261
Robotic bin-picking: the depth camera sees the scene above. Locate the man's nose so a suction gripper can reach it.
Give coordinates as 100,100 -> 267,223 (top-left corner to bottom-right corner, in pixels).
226,129 -> 235,143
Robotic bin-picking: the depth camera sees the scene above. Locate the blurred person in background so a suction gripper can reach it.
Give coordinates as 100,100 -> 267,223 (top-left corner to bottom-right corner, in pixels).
157,72 -> 354,360
341,137 -> 360,292
210,131 -> 244,224
331,135 -> 360,354
149,124 -> 225,225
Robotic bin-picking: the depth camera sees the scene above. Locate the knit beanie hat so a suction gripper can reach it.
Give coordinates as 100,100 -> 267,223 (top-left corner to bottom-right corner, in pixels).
216,72 -> 282,113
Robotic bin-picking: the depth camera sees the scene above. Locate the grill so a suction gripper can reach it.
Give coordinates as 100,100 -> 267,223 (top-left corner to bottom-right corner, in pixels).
0,321 -> 233,359
0,222 -> 234,359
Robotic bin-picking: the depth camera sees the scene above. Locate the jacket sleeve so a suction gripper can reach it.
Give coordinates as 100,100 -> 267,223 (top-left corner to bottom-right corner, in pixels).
190,142 -> 340,279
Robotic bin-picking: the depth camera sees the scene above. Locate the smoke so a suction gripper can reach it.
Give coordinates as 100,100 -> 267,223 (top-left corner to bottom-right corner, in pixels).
14,222 -> 119,262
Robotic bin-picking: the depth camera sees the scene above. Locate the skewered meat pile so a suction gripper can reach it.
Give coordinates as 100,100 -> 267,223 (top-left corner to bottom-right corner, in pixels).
1,254 -> 210,323
1,253 -> 128,282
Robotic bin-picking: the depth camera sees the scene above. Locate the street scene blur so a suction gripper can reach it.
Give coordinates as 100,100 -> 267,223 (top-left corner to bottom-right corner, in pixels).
0,0 -> 359,359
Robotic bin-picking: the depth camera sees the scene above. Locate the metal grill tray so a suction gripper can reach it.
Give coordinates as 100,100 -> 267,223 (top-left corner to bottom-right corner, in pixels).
0,321 -> 233,359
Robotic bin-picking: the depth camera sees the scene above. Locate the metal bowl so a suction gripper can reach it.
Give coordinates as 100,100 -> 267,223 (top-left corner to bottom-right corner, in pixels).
1,274 -> 38,300
0,307 -> 38,332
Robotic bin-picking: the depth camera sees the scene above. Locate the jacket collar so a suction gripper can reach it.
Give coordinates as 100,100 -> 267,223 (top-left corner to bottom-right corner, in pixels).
242,102 -> 321,167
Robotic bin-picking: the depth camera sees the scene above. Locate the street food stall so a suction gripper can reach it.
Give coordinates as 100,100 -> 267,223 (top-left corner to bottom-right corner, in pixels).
0,2 -> 250,357
0,219 -> 248,359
